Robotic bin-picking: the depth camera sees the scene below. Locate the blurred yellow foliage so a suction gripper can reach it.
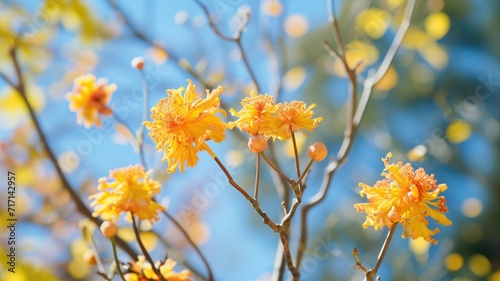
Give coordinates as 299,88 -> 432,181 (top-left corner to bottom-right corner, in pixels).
283,132 -> 306,158
356,8 -> 391,39
333,40 -> 379,76
425,12 -> 450,39
283,66 -> 307,91
375,65 -> 398,91
469,254 -> 491,277
446,119 -> 472,143
445,253 -> 464,271
0,85 -> 46,129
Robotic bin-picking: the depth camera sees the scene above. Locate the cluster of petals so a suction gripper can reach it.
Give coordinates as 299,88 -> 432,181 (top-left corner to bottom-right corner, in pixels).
67,74 -> 116,128
124,255 -> 192,281
228,92 -> 323,141
354,153 -> 451,244
144,80 -> 227,173
89,165 -> 165,223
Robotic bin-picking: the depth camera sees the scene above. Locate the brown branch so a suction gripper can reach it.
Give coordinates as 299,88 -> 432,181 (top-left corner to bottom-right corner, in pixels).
213,156 -> 280,233
368,224 -> 398,280
295,0 -> 416,271
4,47 -> 137,259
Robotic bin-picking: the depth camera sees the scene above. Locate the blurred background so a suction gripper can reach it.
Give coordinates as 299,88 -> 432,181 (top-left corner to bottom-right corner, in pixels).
1,0 -> 499,280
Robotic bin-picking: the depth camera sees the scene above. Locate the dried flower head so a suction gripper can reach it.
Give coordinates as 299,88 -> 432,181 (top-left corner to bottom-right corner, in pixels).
354,153 -> 451,244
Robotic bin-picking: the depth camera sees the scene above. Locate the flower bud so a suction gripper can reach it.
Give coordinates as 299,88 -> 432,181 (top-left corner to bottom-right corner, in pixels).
131,57 -> 145,70
83,249 -> 97,265
100,221 -> 118,238
248,135 -> 267,153
308,142 -> 328,161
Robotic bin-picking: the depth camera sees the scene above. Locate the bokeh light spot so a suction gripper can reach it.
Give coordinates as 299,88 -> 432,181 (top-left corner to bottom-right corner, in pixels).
226,149 -> 244,168
420,43 -> 448,69
356,8 -> 391,39
58,150 -> 80,173
488,270 -> 500,281
146,46 -> 168,64
284,14 -> 309,38
445,253 -> 463,271
461,197 -> 483,218
407,145 -> 427,162
283,66 -> 307,91
283,133 -> 306,158
469,254 -> 491,277
68,258 -> 89,279
409,237 -> 431,255
460,222 -> 483,243
375,65 -> 398,91
446,120 -> 472,143
425,12 -> 450,39
262,0 -> 283,17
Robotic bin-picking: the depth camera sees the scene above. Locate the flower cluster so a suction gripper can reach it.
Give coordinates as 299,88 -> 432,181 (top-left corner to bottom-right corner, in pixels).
124,255 -> 192,281
228,92 -> 323,141
89,165 -> 165,223
144,80 -> 227,173
354,153 -> 451,244
67,74 -> 116,128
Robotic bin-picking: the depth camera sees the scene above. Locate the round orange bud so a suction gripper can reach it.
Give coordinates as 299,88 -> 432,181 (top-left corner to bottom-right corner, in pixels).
131,57 -> 145,70
308,142 -> 328,161
248,135 -> 267,153
83,249 -> 97,265
100,221 -> 117,238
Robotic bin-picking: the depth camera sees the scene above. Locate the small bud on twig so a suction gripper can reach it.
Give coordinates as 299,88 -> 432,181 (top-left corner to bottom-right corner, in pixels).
308,142 -> 328,161
100,221 -> 118,238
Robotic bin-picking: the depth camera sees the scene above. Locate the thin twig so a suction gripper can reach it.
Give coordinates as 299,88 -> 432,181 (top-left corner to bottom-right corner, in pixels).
279,232 -> 299,281
368,224 -> 398,280
3,48 -> 138,260
111,237 -> 127,281
137,69 -> 149,169
131,214 -> 167,281
105,0 -> 213,89
193,0 -> 262,94
161,210 -> 214,281
291,131 -> 302,183
261,152 -> 294,185
213,156 -> 280,233
254,153 -> 261,199
295,0 -> 416,271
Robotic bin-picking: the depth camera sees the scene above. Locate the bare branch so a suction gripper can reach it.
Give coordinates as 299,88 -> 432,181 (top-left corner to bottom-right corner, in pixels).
296,0 -> 416,271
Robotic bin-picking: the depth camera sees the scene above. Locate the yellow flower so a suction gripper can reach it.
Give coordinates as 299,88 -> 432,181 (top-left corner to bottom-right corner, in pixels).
144,80 -> 227,173
228,91 -> 277,136
354,153 -> 451,245
270,101 -> 323,140
126,255 -> 192,281
67,74 -> 116,128
89,165 -> 165,223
